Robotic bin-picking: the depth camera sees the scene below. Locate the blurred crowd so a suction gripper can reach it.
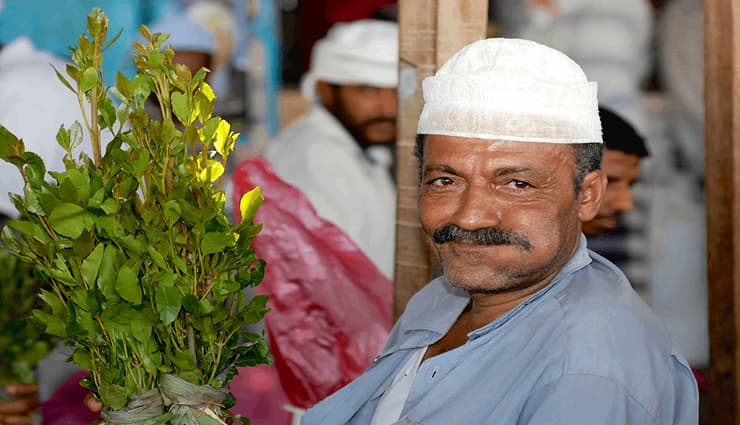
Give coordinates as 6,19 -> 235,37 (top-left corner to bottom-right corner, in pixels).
0,0 -> 709,424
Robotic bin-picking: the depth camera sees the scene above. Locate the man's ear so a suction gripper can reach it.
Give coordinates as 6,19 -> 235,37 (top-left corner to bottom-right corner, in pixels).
315,81 -> 335,110
577,170 -> 607,222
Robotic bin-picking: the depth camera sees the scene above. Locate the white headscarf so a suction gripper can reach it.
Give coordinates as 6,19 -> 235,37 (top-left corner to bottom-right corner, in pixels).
417,38 -> 602,144
300,20 -> 399,101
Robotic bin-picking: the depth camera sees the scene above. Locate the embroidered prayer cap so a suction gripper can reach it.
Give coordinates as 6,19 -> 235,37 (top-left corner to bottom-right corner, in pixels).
417,38 -> 603,144
300,20 -> 398,101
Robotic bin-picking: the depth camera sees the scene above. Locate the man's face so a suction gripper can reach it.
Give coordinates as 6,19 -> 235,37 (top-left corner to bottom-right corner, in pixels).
581,149 -> 642,236
418,135 -> 604,294
320,83 -> 397,147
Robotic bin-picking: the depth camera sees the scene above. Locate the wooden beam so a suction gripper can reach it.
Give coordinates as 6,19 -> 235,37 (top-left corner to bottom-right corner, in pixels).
394,1 -> 488,320
705,0 -> 740,423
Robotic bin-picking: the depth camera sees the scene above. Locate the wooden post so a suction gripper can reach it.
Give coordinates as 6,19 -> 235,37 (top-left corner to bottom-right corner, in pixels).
394,1 -> 488,320
705,0 -> 740,423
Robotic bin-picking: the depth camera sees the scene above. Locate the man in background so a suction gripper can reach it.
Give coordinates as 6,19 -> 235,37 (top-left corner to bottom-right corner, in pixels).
582,106 -> 649,237
263,20 -> 398,279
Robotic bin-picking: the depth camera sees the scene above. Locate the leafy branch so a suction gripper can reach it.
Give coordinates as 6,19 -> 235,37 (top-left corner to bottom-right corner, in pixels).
0,8 -> 269,424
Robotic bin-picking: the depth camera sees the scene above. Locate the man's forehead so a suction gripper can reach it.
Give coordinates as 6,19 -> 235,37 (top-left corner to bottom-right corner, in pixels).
424,134 -> 573,155
422,135 -> 575,171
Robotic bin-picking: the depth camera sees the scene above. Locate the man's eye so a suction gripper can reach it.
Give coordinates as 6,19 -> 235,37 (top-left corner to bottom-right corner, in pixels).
360,86 -> 380,95
426,177 -> 454,186
506,180 -> 530,189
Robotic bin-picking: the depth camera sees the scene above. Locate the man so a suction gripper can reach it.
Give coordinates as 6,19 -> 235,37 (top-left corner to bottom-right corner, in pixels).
264,20 -> 398,279
301,38 -> 697,424
582,106 -> 649,236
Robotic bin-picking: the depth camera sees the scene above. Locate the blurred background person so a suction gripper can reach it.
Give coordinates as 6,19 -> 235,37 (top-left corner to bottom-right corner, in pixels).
582,106 -> 649,238
491,0 -> 653,134
0,1 -> 182,79
262,19 -> 398,279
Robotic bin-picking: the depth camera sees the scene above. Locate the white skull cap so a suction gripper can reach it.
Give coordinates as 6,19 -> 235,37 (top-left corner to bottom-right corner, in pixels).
300,20 -> 398,101
418,38 -> 603,144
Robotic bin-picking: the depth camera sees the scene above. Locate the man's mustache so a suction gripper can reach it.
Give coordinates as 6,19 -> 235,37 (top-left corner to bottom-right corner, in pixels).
362,117 -> 396,127
433,223 -> 533,251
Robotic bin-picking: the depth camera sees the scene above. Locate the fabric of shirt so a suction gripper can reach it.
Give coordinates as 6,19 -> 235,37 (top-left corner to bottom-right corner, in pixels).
301,235 -> 698,425
264,106 -> 396,279
370,347 -> 427,425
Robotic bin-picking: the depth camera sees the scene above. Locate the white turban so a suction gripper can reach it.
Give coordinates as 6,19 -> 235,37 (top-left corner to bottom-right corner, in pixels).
300,20 -> 399,101
417,38 -> 602,144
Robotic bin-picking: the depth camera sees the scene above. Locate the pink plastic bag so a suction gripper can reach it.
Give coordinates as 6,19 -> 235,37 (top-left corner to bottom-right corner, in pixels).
232,157 -> 392,409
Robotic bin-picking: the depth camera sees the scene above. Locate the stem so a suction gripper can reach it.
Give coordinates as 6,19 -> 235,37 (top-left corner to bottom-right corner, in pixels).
187,320 -> 197,366
90,85 -> 102,166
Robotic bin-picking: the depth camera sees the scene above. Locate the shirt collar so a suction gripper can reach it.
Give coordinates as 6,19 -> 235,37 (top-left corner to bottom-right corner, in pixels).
394,234 -> 593,345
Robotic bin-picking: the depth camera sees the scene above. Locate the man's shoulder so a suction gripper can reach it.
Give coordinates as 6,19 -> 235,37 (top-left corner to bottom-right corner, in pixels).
548,254 -> 691,408
267,109 -> 351,155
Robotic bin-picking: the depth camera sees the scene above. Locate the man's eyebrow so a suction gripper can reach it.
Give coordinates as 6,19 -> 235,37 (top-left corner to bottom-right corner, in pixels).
495,166 -> 533,177
424,164 -> 459,175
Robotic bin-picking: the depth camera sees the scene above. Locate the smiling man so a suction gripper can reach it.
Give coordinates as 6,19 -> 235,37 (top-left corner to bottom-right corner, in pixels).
300,38 -> 697,425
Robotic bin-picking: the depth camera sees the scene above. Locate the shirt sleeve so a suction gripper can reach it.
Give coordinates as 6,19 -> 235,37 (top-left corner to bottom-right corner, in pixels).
516,373 -> 656,425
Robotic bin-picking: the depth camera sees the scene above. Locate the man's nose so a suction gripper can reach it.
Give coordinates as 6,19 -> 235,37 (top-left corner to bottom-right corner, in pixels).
451,182 -> 501,230
611,186 -> 634,212
378,87 -> 398,117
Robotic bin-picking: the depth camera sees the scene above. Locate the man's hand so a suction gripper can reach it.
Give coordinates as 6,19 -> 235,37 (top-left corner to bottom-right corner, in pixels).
83,392 -> 102,413
0,383 -> 39,425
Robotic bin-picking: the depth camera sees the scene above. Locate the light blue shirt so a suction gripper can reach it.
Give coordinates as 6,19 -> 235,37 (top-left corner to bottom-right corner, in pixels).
302,236 -> 698,425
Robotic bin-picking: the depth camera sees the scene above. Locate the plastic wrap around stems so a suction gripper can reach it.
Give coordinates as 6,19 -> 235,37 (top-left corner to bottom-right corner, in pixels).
100,374 -> 229,425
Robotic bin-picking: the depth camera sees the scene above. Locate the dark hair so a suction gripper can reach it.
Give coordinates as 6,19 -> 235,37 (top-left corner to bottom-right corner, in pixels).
414,135 -> 603,194
599,106 -> 649,158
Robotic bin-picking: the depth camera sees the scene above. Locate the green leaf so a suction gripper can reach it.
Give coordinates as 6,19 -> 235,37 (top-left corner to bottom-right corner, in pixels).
163,200 -> 181,227
73,349 -> 93,369
32,310 -> 67,338
171,91 -> 189,125
115,266 -> 142,305
213,119 -> 231,157
104,27 -> 124,51
198,160 -> 225,183
146,245 -> 167,269
52,65 -> 76,93
130,317 -> 152,343
6,220 -> 51,244
243,295 -> 269,324
100,198 -> 120,215
56,126 -> 71,151
200,117 -> 220,143
155,286 -> 182,325
182,295 -> 200,314
171,349 -> 197,371
22,152 -> 46,186
99,381 -> 128,411
81,243 -> 105,287
48,203 -> 93,238
239,187 -> 263,222
201,232 -> 235,256
38,289 -> 66,316
0,125 -> 24,162
97,244 -> 120,300
98,97 -> 117,129
80,67 -> 98,92
69,121 -> 84,152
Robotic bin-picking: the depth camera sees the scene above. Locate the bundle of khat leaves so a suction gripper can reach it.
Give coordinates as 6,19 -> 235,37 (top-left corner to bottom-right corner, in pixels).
0,8 -> 269,424
0,249 -> 55,387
